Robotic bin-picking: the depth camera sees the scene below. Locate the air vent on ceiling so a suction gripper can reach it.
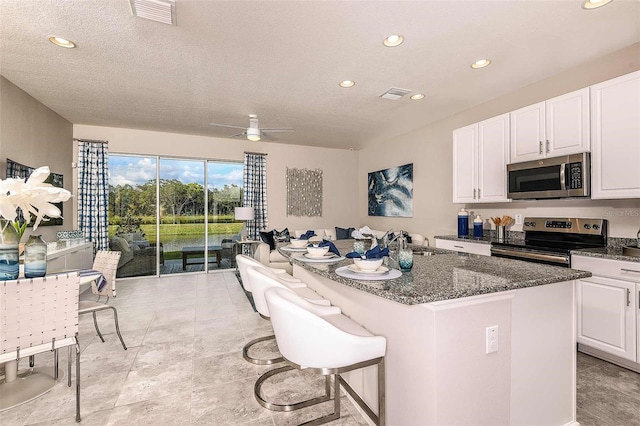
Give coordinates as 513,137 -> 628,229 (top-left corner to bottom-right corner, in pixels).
379,87 -> 411,100
130,0 -> 176,25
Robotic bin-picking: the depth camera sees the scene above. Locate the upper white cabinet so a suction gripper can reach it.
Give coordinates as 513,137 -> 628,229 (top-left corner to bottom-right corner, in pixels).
453,113 -> 510,203
510,88 -> 590,163
590,70 -> 640,199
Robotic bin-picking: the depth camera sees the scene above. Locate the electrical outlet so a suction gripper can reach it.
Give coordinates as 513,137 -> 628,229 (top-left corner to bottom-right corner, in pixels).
515,214 -> 523,225
486,325 -> 499,354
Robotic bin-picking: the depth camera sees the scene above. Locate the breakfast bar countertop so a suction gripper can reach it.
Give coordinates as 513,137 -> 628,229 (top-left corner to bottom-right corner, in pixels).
284,241 -> 591,305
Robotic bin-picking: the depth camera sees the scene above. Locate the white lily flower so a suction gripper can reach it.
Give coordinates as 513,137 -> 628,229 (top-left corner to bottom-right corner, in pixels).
0,166 -> 72,230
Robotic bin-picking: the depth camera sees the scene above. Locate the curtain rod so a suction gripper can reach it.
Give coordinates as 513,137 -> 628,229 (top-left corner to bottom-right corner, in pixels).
74,138 -> 108,144
244,151 -> 267,156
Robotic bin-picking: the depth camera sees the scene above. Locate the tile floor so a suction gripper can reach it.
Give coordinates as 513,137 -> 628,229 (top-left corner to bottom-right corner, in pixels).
0,272 -> 366,426
1,272 -> 639,425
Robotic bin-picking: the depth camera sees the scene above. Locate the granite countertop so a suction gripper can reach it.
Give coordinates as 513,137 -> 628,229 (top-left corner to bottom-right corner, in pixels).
571,247 -> 640,263
282,240 -> 591,305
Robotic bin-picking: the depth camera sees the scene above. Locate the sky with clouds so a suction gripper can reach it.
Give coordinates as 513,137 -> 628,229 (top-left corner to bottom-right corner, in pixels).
109,155 -> 243,189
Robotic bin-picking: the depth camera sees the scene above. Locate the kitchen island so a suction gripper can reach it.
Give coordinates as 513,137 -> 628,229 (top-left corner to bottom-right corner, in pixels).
283,241 -> 591,425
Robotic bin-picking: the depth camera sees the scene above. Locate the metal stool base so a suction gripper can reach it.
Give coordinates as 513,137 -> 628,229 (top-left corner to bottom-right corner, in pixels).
254,365 -> 332,413
243,334 -> 284,365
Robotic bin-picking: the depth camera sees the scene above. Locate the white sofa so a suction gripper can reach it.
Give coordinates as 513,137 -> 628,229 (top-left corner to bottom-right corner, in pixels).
252,227 -> 429,273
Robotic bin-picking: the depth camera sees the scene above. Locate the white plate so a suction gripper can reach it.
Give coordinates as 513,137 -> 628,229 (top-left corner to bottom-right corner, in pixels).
335,266 -> 402,281
347,264 -> 389,275
280,245 -> 309,252
295,255 -> 346,263
304,253 -> 336,260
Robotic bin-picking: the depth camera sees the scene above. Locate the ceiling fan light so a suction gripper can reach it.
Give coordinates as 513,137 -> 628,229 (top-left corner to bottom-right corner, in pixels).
247,128 -> 261,141
49,36 -> 76,48
582,0 -> 613,10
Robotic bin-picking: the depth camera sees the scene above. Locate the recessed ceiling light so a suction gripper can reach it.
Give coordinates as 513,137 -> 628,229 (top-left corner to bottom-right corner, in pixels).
339,80 -> 355,88
383,34 -> 404,47
410,94 -> 425,100
48,36 -> 76,48
470,59 -> 491,69
582,0 -> 613,9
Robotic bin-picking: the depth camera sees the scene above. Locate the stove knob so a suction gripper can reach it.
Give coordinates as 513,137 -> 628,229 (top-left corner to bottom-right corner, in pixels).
584,224 -> 591,230
593,224 -> 600,230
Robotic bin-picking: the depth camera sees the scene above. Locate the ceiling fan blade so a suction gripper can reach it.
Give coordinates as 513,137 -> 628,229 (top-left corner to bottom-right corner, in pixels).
209,122 -> 246,130
260,128 -> 295,133
229,131 -> 247,138
260,132 -> 277,141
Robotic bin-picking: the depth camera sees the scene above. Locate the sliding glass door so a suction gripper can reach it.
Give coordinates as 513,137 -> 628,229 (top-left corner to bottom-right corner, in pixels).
108,155 -> 158,278
108,154 -> 244,276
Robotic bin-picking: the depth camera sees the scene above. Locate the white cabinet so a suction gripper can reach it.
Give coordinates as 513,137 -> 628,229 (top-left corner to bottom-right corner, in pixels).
576,276 -> 636,361
510,88 -> 590,163
453,113 -> 510,203
590,70 -> 640,199
435,238 -> 491,256
573,255 -> 640,364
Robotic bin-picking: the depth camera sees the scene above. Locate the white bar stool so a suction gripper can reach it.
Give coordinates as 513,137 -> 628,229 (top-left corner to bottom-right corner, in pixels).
263,287 -> 387,426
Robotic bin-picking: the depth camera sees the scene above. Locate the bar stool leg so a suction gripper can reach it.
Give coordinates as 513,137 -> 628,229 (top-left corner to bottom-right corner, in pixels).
243,335 -> 284,365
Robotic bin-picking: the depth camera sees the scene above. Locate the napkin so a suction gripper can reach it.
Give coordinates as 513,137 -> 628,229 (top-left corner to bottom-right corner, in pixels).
298,230 -> 316,240
317,239 -> 340,256
80,269 -> 108,292
345,245 -> 389,259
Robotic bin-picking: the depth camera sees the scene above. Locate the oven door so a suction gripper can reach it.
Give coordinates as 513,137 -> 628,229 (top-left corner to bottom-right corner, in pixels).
507,153 -> 589,199
490,246 -> 571,267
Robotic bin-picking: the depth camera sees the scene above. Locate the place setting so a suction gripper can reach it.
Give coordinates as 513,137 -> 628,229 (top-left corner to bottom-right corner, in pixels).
335,245 -> 404,281
293,240 -> 345,263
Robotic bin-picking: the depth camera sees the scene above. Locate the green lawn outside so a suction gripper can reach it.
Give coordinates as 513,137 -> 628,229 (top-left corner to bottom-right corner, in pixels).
108,223 -> 244,243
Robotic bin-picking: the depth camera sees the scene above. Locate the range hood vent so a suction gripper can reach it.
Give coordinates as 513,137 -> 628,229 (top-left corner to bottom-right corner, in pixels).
130,0 -> 176,25
379,87 -> 411,100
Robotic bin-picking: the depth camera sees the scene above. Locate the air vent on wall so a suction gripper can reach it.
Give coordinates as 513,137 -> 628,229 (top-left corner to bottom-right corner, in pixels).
130,0 -> 176,25
379,87 -> 411,100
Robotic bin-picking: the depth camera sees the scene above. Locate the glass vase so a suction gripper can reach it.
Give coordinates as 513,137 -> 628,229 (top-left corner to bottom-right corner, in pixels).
24,235 -> 47,278
0,219 -> 20,280
398,248 -> 414,272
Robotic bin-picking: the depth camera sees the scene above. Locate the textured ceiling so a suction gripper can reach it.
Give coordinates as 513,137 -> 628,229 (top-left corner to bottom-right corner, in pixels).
1,0 -> 639,150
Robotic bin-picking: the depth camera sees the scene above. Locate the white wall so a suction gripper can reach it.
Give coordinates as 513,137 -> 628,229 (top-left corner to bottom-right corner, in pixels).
72,125 -> 359,232
0,76 -> 74,242
359,43 -> 640,240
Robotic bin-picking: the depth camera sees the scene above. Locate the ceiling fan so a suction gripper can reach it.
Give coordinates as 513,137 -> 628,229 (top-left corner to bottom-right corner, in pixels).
209,114 -> 294,141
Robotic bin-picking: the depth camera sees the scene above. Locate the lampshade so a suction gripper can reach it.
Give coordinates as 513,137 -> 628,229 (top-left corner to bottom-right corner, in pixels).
234,206 -> 255,221
246,128 -> 261,142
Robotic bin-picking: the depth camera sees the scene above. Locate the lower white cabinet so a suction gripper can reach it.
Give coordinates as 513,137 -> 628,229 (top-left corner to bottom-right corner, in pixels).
573,255 -> 640,364
434,238 -> 491,256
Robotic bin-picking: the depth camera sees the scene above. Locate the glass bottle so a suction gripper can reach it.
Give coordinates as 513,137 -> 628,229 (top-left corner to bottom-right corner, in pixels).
0,219 -> 19,280
24,235 -> 47,278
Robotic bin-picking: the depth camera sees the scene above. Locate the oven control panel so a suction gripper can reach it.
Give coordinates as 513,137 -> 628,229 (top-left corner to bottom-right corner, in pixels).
522,217 -> 607,236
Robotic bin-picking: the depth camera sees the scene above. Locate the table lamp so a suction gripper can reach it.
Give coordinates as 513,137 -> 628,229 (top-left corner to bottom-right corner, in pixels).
234,206 -> 255,241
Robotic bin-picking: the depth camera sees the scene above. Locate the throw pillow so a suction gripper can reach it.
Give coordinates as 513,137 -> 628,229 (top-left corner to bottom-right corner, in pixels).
259,230 -> 276,251
273,228 -> 290,243
335,226 -> 355,240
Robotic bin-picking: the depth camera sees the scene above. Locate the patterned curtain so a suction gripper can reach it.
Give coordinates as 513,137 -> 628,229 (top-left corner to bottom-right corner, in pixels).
243,153 -> 267,240
77,141 -> 109,250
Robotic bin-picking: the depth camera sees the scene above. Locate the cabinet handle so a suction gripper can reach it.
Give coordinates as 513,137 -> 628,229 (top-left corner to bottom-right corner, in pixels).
473,188 -> 476,199
621,268 -> 640,274
453,245 -> 464,249
627,288 -> 631,307
477,188 -> 481,199
539,141 -> 543,154
546,140 -> 550,153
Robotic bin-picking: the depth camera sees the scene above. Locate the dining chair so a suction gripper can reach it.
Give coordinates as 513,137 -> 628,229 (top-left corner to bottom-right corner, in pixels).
78,250 -> 127,350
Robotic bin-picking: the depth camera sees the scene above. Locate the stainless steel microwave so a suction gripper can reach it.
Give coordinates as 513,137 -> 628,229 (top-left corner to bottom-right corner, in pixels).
507,153 -> 590,199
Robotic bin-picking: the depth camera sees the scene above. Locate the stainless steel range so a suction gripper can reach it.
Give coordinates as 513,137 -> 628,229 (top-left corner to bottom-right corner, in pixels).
490,217 -> 607,267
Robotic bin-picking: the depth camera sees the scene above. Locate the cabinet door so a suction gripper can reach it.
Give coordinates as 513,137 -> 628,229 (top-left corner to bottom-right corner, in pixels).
590,71 -> 640,199
546,88 -> 590,156
510,102 -> 545,163
478,113 -> 510,202
577,276 -> 636,362
453,124 -> 478,203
